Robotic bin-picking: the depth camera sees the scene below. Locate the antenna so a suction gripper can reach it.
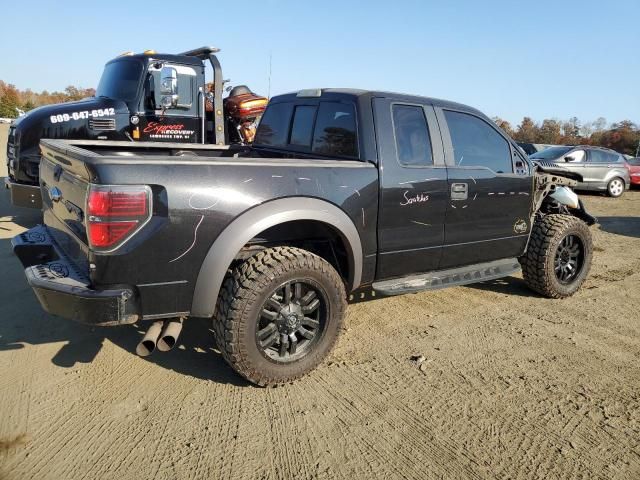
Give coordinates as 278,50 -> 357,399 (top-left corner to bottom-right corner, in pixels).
267,51 -> 272,99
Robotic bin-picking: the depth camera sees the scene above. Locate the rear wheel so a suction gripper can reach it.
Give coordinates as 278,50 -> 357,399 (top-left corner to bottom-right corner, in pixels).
213,246 -> 346,386
607,177 -> 625,197
519,214 -> 592,298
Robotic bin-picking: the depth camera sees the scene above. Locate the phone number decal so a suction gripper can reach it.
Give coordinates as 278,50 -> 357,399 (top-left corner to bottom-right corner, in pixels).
50,108 -> 115,124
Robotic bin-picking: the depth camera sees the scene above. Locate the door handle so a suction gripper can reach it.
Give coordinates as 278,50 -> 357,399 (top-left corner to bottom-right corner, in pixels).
451,183 -> 468,200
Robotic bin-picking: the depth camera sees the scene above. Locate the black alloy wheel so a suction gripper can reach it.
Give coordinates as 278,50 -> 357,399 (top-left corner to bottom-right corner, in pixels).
554,234 -> 585,284
257,280 -> 326,363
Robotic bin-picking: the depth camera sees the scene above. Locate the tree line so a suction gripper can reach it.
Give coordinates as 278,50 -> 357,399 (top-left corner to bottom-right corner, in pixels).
1,79 -> 638,155
0,81 -> 95,118
494,116 -> 639,156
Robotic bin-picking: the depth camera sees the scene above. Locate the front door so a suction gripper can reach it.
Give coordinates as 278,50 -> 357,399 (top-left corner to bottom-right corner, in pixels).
374,98 -> 448,279
436,108 -> 533,269
559,149 -> 588,187
137,62 -> 202,143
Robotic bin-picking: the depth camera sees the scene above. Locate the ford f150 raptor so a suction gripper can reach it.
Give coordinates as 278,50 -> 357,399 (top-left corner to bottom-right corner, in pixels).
12,88 -> 596,386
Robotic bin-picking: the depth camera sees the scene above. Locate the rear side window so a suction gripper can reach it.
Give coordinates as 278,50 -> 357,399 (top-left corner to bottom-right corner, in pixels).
588,150 -> 611,163
312,102 -> 358,157
254,102 -> 294,147
444,110 -> 513,174
392,105 -> 433,167
608,152 -> 623,163
289,105 -> 317,146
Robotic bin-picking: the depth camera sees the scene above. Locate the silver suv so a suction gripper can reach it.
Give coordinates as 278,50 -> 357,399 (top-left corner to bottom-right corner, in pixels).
530,146 -> 630,197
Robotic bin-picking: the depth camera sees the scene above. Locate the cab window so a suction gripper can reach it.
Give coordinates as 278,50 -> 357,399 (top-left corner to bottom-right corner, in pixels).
146,64 -> 196,114
289,106 -> 317,147
254,102 -> 294,147
392,105 -> 433,167
444,110 -> 513,174
255,101 -> 358,158
312,102 -> 358,157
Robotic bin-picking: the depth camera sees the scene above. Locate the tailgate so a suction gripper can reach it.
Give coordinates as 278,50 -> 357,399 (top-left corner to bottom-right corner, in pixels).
39,142 -> 91,272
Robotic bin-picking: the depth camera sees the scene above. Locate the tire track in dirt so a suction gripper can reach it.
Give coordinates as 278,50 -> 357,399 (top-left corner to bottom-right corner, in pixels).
2,191 -> 640,479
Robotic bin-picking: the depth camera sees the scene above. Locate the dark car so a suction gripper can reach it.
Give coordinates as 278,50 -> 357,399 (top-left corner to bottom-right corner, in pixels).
517,142 -> 556,156
530,145 -> 630,197
13,88 -> 596,386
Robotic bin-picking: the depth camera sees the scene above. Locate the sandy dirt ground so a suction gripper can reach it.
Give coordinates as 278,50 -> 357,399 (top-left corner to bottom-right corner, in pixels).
0,122 -> 639,479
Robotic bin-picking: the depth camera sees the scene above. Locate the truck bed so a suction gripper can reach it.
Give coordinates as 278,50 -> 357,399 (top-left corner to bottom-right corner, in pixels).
36,139 -> 379,321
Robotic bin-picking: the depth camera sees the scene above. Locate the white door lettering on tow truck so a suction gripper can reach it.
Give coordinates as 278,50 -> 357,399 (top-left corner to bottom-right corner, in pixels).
50,108 -> 115,124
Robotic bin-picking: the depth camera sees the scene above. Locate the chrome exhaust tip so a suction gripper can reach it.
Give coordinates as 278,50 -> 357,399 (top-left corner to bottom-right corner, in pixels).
135,320 -> 164,357
156,318 -> 184,352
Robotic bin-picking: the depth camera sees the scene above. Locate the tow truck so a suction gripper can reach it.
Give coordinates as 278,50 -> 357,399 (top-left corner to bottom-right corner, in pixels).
5,46 -> 267,209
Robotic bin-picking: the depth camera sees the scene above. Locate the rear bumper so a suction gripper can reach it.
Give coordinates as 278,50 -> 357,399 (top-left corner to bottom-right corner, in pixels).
12,225 -> 139,326
4,177 -> 43,209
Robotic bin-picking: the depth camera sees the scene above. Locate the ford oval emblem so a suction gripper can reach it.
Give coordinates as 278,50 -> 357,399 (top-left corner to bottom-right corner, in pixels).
49,186 -> 62,202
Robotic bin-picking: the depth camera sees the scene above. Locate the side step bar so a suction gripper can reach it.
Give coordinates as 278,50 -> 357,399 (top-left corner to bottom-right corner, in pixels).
372,258 -> 521,296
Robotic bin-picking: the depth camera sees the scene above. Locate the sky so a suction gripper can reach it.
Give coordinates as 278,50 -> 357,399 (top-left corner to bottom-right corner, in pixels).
0,0 -> 638,126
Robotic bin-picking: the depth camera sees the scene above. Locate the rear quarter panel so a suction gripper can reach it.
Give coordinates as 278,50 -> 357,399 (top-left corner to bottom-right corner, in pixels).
87,157 -> 379,317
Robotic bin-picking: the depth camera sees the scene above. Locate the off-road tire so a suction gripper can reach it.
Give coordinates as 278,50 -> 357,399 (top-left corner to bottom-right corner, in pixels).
213,246 -> 347,386
607,177 -> 625,197
519,214 -> 592,298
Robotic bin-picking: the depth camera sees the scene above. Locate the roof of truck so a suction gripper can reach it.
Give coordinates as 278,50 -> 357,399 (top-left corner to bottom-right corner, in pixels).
271,88 -> 485,117
107,53 -> 203,66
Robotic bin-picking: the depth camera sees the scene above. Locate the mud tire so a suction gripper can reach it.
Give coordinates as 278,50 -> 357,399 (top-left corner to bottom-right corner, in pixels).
213,246 -> 346,386
520,214 -> 593,298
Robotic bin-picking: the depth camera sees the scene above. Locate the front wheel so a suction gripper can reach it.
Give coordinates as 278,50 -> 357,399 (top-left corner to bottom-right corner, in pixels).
607,177 -> 625,197
519,214 -> 593,298
213,246 -> 346,386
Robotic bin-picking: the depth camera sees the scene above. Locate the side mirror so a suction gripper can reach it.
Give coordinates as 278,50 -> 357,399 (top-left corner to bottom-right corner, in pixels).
564,155 -> 574,162
160,66 -> 178,108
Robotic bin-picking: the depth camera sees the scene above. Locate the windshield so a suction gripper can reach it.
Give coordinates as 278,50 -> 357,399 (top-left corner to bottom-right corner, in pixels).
96,59 -> 144,102
529,146 -> 573,160
628,158 -> 640,166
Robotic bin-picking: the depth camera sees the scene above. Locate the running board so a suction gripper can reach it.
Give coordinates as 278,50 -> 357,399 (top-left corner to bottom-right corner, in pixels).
372,258 -> 521,296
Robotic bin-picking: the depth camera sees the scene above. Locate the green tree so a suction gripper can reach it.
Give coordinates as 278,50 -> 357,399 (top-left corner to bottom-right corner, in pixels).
22,99 -> 36,111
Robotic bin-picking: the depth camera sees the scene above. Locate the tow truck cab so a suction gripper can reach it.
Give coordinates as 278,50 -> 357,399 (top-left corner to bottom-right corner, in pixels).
5,46 -> 234,208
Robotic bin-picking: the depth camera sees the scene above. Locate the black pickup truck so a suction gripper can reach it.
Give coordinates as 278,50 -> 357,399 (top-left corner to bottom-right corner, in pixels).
13,88 -> 596,386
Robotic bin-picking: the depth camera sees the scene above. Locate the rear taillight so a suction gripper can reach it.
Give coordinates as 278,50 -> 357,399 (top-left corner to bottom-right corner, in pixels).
87,185 -> 151,249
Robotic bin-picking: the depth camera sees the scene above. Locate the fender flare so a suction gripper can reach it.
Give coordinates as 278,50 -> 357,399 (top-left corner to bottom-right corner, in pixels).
190,197 -> 363,317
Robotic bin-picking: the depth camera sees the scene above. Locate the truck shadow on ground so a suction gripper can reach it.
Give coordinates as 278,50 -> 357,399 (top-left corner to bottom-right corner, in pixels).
463,276 -> 539,298
0,306 -> 250,386
597,216 -> 640,239
0,209 -> 41,232
0,233 -> 249,386
0,194 -> 249,386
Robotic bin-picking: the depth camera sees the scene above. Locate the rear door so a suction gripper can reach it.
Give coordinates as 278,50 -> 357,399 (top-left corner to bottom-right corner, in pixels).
373,98 -> 448,279
436,108 -> 533,269
584,149 -> 622,187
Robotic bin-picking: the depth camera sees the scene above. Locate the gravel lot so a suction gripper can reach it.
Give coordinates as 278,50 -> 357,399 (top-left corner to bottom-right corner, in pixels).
1,123 -> 639,479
